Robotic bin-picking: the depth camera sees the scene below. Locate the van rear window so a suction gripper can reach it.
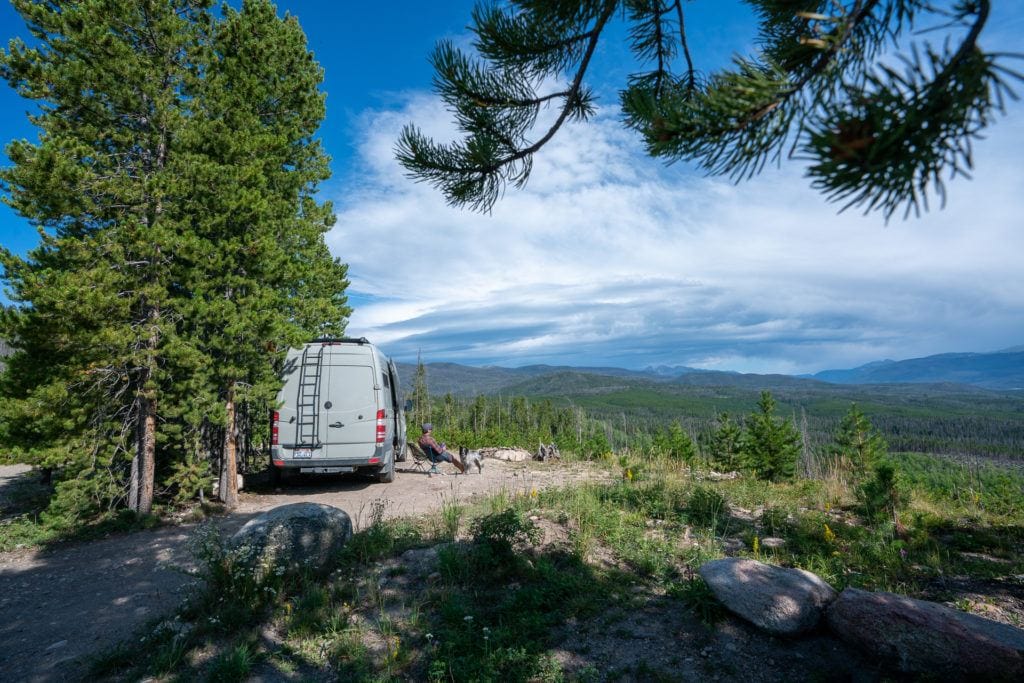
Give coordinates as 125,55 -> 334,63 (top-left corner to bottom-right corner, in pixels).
323,365 -> 375,411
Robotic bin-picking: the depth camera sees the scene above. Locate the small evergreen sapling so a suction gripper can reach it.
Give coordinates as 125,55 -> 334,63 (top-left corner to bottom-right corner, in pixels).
856,461 -> 910,530
834,403 -> 888,480
707,412 -> 743,472
741,391 -> 802,482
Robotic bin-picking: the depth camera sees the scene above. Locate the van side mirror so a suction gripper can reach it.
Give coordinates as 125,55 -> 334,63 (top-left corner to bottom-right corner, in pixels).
404,399 -> 413,412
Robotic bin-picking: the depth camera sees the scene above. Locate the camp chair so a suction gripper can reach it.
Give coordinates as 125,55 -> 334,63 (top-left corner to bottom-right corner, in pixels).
408,441 -> 441,476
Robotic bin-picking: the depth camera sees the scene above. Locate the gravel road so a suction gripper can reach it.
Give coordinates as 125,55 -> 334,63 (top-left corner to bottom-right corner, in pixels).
0,458 -> 596,682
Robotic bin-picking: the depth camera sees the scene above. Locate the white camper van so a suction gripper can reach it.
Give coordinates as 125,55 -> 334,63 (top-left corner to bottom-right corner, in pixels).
270,338 -> 406,483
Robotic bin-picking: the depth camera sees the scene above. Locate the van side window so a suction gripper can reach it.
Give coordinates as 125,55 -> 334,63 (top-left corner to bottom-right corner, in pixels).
382,372 -> 390,390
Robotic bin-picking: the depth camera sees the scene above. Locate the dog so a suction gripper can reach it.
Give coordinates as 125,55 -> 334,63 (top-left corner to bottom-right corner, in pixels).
459,446 -> 484,474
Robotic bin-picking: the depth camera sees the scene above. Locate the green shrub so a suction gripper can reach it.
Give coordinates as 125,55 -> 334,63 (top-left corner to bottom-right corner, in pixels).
205,640 -> 256,682
472,508 -> 541,558
686,486 -> 728,528
760,506 -> 790,536
671,576 -> 726,625
165,452 -> 213,504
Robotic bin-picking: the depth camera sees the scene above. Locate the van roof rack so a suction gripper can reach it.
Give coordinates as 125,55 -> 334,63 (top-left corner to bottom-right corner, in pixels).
312,336 -> 370,345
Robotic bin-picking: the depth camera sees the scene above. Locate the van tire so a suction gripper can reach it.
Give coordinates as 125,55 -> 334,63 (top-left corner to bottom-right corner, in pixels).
378,457 -> 395,483
270,466 -> 290,487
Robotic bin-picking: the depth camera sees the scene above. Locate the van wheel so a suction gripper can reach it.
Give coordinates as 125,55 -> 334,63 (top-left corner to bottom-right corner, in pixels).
270,466 -> 292,487
378,458 -> 395,483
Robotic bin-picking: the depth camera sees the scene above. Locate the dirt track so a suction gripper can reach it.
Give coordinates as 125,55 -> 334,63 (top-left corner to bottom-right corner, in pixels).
0,458 -> 598,682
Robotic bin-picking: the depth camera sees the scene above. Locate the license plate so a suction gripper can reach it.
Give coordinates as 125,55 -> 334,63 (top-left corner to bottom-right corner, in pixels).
293,448 -> 312,459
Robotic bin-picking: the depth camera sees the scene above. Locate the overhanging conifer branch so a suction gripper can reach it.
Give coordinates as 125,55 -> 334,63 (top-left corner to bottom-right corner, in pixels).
397,2 -> 616,212
400,0 -> 1018,218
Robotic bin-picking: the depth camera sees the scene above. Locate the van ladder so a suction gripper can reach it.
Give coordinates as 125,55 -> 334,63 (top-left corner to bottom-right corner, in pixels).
296,344 -> 324,447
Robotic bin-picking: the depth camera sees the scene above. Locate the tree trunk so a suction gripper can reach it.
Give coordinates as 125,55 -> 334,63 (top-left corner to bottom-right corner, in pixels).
219,383 -> 239,508
137,395 -> 157,514
128,447 -> 140,511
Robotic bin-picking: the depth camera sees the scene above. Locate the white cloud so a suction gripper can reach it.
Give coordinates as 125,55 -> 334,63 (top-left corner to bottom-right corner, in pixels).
328,90 -> 1024,375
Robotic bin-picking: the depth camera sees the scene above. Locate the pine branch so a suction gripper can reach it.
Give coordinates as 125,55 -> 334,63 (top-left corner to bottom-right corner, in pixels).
672,0 -> 696,91
400,0 -> 1016,218
397,2 -> 617,212
806,0 -> 1017,219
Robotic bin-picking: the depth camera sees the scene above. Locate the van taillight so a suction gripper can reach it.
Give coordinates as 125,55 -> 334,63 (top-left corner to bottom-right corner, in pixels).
375,409 -> 386,445
271,410 -> 279,446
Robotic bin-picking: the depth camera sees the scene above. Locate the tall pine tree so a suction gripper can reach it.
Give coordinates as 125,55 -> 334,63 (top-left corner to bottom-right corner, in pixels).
0,0 -> 212,515
1,0 -> 349,515
178,0 -> 349,507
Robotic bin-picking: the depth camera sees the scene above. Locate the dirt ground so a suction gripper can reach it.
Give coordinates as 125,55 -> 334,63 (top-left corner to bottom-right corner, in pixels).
0,457 -> 598,682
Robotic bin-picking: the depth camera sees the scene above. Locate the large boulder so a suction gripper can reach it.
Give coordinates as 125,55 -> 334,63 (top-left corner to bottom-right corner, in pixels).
699,558 -> 837,635
480,447 -> 532,462
230,503 -> 352,575
826,587 -> 1024,680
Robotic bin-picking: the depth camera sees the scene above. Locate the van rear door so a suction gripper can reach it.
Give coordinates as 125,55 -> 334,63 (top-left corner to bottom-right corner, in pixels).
319,361 -> 377,459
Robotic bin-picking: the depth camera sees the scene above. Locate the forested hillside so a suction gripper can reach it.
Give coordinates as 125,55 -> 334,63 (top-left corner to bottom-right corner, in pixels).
404,363 -> 1024,462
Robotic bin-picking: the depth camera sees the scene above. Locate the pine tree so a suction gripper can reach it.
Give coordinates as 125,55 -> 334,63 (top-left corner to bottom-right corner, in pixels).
177,0 -> 349,507
666,421 -> 697,461
411,353 -> 431,433
742,391 -> 802,482
834,403 -> 888,480
397,1 -> 1017,219
708,412 -> 743,472
0,0 -> 212,516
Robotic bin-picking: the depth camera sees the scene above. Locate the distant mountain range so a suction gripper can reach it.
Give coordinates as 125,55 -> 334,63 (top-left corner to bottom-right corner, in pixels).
807,348 -> 1024,390
397,347 -> 1024,396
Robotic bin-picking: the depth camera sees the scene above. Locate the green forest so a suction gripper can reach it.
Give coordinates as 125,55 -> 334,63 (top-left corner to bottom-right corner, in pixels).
411,371 -> 1024,464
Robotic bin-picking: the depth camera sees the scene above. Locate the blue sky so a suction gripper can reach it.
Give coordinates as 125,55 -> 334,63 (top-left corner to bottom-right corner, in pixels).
2,1 -> 1023,374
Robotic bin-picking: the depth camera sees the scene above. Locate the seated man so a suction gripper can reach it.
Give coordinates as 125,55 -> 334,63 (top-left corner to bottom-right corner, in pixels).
418,423 -> 466,474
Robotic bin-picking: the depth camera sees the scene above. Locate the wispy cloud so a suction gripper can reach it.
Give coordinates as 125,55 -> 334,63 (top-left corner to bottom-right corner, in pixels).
328,92 -> 1024,374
